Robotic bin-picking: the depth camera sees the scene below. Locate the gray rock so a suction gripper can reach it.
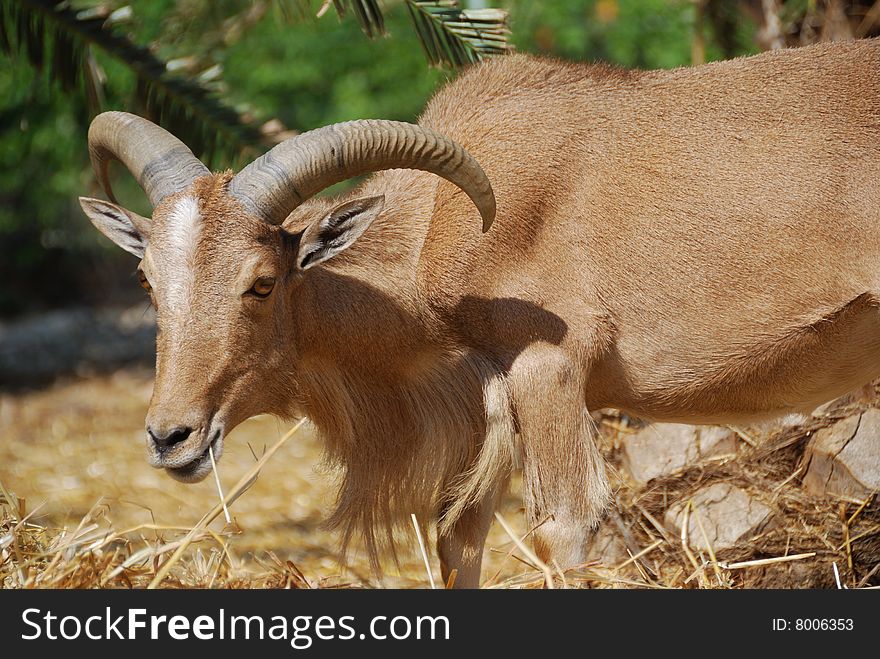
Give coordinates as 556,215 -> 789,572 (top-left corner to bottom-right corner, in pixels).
802,409 -> 880,500
585,523 -> 629,566
0,305 -> 155,387
620,423 -> 738,484
664,483 -> 774,552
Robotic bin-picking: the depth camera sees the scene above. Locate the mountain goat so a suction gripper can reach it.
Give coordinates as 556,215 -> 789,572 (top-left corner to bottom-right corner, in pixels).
80,38 -> 880,587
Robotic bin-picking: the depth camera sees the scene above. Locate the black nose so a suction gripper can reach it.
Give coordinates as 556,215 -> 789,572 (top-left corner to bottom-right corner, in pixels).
148,426 -> 193,451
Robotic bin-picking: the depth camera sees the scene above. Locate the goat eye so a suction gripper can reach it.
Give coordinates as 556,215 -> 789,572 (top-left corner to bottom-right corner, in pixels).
137,270 -> 152,293
248,276 -> 275,298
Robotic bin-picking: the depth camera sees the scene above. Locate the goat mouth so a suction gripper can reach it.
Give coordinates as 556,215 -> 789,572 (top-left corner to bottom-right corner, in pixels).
164,431 -> 223,483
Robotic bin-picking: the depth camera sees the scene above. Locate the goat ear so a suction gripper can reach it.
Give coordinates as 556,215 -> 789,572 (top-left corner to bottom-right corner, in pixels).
295,195 -> 385,271
79,197 -> 151,258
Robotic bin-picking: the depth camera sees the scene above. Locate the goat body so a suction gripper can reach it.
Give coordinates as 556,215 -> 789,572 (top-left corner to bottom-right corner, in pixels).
81,39 -> 880,587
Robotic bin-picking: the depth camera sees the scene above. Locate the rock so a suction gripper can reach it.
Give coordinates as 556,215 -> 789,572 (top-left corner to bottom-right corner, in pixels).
802,409 -> 880,500
664,483 -> 774,552
0,305 -> 155,388
619,423 -> 738,484
585,523 -> 629,566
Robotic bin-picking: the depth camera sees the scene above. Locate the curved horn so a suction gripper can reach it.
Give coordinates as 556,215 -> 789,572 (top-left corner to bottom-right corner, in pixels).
87,111 -> 210,208
229,120 -> 496,232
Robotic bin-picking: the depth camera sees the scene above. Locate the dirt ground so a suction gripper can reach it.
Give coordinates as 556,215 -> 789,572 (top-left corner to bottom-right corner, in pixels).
0,368 -> 531,588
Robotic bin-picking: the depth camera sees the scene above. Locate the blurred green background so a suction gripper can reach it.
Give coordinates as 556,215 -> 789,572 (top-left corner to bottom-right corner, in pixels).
2,0 -> 876,317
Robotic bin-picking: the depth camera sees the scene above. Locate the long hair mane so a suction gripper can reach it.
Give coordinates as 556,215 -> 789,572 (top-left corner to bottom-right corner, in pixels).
297,349 -> 516,571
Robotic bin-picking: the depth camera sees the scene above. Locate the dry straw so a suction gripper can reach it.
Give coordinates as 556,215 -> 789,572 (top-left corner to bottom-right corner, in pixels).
2,402 -> 879,589
410,513 -> 436,589
147,419 -> 307,588
1,420 -> 311,589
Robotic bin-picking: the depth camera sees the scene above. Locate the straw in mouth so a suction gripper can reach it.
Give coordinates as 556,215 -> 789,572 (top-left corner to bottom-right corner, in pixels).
209,445 -> 232,525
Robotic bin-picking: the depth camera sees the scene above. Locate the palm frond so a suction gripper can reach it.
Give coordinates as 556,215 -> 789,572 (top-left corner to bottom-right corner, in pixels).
315,0 -> 511,66
1,0 -> 265,166
405,1 -> 511,67
331,0 -> 386,38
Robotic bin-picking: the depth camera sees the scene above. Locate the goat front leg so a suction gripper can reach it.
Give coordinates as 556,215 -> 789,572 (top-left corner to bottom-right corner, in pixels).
510,348 -> 611,573
437,485 -> 502,589
436,369 -> 514,589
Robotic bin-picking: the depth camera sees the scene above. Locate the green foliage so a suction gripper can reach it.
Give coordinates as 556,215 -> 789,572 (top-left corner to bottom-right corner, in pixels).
1,0 -> 265,164
220,7 -> 444,131
0,62 -> 144,315
509,0 -> 757,68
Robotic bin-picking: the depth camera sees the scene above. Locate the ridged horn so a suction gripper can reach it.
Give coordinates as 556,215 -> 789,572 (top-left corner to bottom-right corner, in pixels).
87,111 -> 210,208
229,120 -> 496,232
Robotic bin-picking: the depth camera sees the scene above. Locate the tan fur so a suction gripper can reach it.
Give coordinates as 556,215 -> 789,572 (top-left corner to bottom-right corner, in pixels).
85,39 -> 880,587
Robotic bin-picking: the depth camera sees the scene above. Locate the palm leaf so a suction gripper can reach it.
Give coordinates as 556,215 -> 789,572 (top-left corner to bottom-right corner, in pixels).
405,1 -> 511,67
322,0 -> 386,37
1,0 -> 265,166
318,0 -> 511,66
